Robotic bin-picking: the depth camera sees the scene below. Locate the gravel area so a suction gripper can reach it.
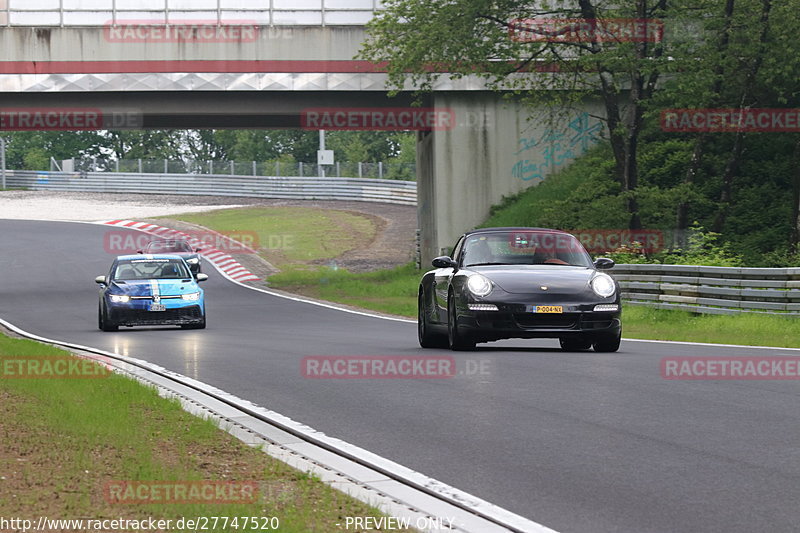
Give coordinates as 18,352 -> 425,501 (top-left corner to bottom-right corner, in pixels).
0,190 -> 251,220
0,191 -> 418,274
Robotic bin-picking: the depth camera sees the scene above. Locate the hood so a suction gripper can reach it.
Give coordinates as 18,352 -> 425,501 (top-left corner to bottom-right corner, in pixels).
111,279 -> 198,297
469,265 -> 596,295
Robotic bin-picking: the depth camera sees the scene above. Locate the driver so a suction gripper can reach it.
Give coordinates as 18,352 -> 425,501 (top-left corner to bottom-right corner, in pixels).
464,237 -> 495,265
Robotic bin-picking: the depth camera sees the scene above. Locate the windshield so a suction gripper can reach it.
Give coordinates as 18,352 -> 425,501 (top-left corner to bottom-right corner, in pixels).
113,259 -> 191,280
145,241 -> 192,253
462,231 -> 593,268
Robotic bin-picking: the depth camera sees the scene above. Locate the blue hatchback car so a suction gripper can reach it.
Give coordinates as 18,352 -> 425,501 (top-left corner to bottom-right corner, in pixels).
96,254 -> 208,331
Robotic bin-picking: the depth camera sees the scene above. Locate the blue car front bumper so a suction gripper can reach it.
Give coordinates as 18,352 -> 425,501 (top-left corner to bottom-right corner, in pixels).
106,297 -> 205,326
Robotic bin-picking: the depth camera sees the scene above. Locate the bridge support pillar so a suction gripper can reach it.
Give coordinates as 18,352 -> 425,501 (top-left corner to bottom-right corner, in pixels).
416,93 -> 605,268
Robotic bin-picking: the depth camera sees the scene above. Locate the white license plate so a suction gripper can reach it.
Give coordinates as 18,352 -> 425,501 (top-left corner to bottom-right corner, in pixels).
149,304 -> 166,312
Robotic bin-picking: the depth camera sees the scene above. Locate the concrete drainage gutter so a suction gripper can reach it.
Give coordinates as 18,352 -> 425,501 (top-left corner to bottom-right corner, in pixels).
0,318 -> 557,533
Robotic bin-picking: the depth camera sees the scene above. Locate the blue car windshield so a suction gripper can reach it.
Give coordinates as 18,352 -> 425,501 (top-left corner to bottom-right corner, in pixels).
463,231 -> 593,268
113,259 -> 191,280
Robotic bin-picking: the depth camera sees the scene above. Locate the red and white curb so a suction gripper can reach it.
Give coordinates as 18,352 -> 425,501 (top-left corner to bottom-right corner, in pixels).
99,219 -> 261,282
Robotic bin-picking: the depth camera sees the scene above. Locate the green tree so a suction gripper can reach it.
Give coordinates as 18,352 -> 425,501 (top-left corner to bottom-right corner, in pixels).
3,131 -> 106,170
360,0 -> 683,229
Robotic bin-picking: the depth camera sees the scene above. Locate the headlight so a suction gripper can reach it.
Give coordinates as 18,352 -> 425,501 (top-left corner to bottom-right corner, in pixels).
109,294 -> 130,303
591,273 -> 616,298
181,292 -> 200,301
466,274 -> 493,297
186,258 -> 200,264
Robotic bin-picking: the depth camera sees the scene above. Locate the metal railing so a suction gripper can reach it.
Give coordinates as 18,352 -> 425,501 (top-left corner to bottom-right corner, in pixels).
5,170 -> 417,206
2,0 -> 380,27
612,264 -> 800,316
54,158 -> 417,181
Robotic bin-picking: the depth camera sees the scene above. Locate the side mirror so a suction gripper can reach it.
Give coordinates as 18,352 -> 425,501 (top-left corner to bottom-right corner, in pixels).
94,275 -> 107,285
593,257 -> 615,270
432,256 -> 457,269
196,273 -> 209,282
136,250 -> 143,254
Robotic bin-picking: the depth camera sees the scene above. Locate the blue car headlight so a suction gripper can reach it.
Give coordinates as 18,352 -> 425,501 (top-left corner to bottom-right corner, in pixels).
109,294 -> 130,303
181,292 -> 201,301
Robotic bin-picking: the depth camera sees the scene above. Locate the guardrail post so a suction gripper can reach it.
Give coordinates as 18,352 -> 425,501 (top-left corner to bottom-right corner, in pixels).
138,159 -> 142,173
164,159 -> 168,173
1,137 -> 6,190
230,161 -> 235,175
358,162 -> 362,178
336,162 -> 340,177
252,161 -> 257,176
379,162 -> 383,179
275,161 -> 280,176
299,162 -> 304,177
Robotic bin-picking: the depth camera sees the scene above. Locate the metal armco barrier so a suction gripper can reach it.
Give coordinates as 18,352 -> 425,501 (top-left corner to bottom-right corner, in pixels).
612,263 -> 800,316
5,171 -> 417,206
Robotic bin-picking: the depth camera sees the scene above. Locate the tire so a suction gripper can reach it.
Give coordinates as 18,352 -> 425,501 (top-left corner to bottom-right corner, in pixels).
418,291 -> 447,348
447,293 -> 475,351
99,302 -> 118,332
593,331 -> 621,352
560,337 -> 592,351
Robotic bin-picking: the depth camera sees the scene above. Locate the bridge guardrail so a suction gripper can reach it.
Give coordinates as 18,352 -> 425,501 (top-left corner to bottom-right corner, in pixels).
5,171 -> 417,206
612,263 -> 800,316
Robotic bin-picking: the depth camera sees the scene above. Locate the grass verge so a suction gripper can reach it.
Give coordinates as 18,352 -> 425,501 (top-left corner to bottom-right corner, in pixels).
175,206 -> 377,267
0,333 -> 409,531
267,265 -> 800,348
268,263 -> 420,317
621,305 -> 800,348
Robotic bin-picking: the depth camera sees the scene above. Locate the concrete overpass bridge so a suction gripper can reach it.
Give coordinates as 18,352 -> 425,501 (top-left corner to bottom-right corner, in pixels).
0,1 -> 605,264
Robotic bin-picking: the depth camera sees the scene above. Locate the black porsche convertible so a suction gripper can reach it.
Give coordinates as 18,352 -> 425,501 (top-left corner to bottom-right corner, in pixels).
418,227 -> 622,352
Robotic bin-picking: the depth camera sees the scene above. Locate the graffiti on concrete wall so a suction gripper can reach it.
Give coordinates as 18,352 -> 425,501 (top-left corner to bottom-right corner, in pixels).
512,112 -> 604,182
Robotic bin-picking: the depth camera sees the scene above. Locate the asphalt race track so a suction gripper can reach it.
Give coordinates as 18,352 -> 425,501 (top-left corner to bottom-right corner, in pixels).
2,219 -> 800,533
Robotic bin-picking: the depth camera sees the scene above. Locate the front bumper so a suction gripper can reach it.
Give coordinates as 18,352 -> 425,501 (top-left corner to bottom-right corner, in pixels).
107,299 -> 204,326
459,301 -> 621,341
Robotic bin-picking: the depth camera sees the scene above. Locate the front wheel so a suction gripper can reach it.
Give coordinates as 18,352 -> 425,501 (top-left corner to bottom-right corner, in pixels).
447,293 -> 475,351
418,291 -> 447,348
99,302 -> 118,332
593,331 -> 621,352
